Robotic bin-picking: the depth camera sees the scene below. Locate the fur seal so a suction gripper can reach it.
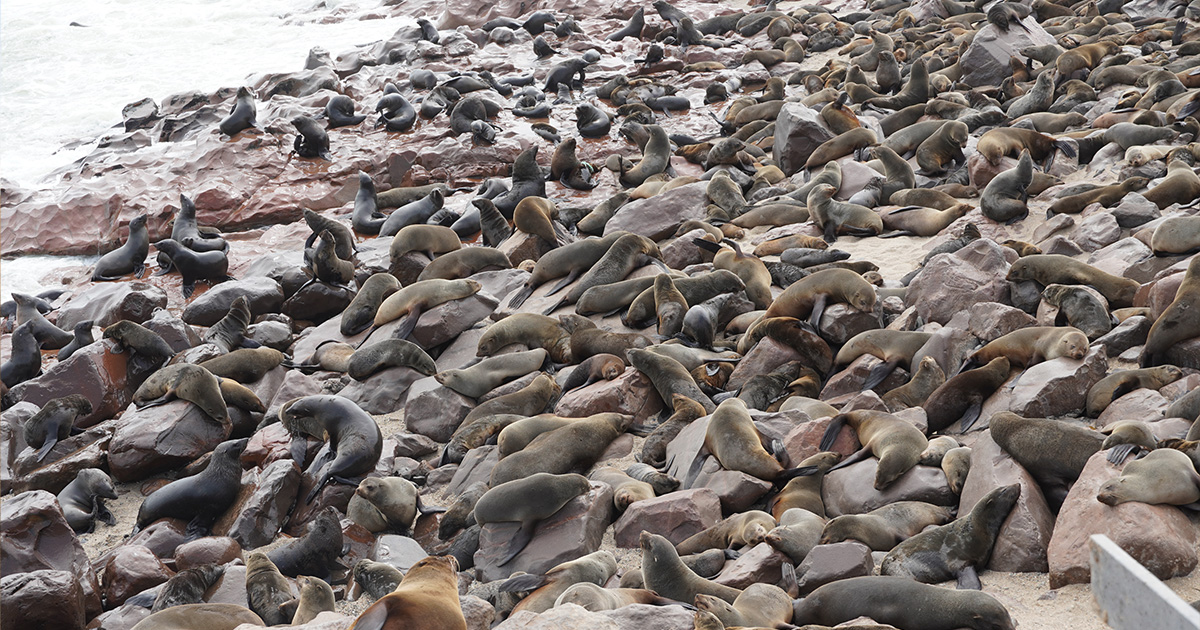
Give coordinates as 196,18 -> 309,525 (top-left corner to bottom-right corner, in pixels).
543,234 -> 664,315
640,531 -> 742,604
639,394 -> 706,467
820,501 -> 954,551
203,296 -> 251,353
219,87 -> 256,136
834,330 -> 933,390
24,394 -> 92,462
353,559 -> 404,601
135,438 -> 247,534
418,246 -> 512,282
292,115 -> 330,159
554,583 -> 680,611
102,319 -> 174,385
494,146 -> 548,218
352,172 -> 386,235
1142,256 -> 1200,367
490,412 -> 631,486
326,94 -> 365,127
1041,284 -> 1112,340
151,564 -> 226,612
57,468 -> 117,533
93,214 -> 150,281
1151,216 -> 1200,256
389,223 -> 461,266
610,124 -> 672,187
438,481 -> 487,541
268,506 -> 343,580
347,476 -> 424,533
822,410 -> 928,490
558,352 -> 624,393
477,314 -> 571,362
130,603 -> 263,630
699,398 -> 801,482
341,273 -> 400,337
347,337 -> 437,380
628,348 -> 716,413
807,184 -> 883,241
980,150 -> 1032,224
964,326 -> 1088,371
245,551 -> 293,626
1100,421 -> 1159,464
512,196 -> 562,247
676,510 -> 777,555
695,583 -> 793,628
198,347 -> 283,384
1144,159 -> 1200,210
505,550 -> 619,615
1098,449 -> 1200,507
882,356 -> 945,412
976,128 -> 1074,166
378,189 -> 446,238
990,412 -> 1103,509
1048,177 -> 1149,216
281,395 -> 382,502
1086,366 -> 1183,417
1007,254 -> 1139,308
590,467 -> 655,511
760,268 -> 877,326
769,452 -> 841,519
152,239 -> 230,299
922,357 -> 1011,433
351,556 -> 466,630
289,576 -> 334,625
881,484 -> 1020,588
134,363 -> 228,425
474,472 -> 592,564
792,576 -> 1015,630
363,278 -> 481,343
437,348 -> 548,398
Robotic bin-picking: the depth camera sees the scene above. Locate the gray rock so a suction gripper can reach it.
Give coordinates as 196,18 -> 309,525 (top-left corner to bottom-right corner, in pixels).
960,19 -> 1058,87
773,103 -> 835,176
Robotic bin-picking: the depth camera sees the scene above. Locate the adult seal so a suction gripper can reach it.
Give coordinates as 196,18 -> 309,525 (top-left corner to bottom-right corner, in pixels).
135,438 -> 248,535
57,468 -> 117,533
267,507 -> 344,580
245,551 -> 292,626
1097,449 -> 1200,507
219,87 -> 257,136
133,363 -> 228,425
821,410 -> 928,490
280,395 -> 383,502
474,472 -> 592,565
151,239 -> 230,299
129,603 -> 263,630
980,150 -> 1033,224
1141,255 -> 1200,367
341,273 -> 400,337
350,556 -> 467,630
791,576 -> 1014,630
93,214 -> 150,281
24,394 -> 92,462
292,115 -> 331,159
639,531 -> 742,604
1008,254 -> 1139,308
352,172 -> 387,235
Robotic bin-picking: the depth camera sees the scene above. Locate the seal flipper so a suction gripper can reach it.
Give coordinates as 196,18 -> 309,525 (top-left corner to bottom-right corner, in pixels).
352,601 -> 390,630
184,514 -> 214,541
956,565 -> 982,590
545,270 -> 582,296
95,500 -> 116,526
819,413 -> 847,452
509,284 -> 535,309
774,466 -> 818,483
1105,443 -> 1139,464
863,358 -> 900,390
498,573 -> 548,592
808,293 -> 829,328
684,448 -> 711,489
956,399 -> 984,432
498,520 -> 538,566
35,435 -> 59,463
136,395 -> 174,410
827,447 -> 871,473
134,264 -> 146,279
541,297 -> 567,316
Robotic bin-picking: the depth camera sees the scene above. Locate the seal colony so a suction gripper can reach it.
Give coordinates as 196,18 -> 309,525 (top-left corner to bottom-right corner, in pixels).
2,0 -> 1200,629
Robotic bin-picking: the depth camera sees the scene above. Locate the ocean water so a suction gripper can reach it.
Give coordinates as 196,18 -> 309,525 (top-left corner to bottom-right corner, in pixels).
1,0 -> 414,300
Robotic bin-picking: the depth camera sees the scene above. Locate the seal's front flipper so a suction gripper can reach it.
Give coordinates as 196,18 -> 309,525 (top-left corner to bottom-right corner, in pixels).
957,400 -> 983,432
956,565 -> 982,590
498,521 -> 537,566
828,447 -> 871,473
863,359 -> 899,390
35,436 -> 59,463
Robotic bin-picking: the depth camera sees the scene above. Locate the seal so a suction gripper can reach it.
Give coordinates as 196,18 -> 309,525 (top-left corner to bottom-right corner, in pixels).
378,189 -> 446,238
976,127 -> 1074,165
628,348 -> 716,413
93,214 -> 150,281
490,412 -> 631,485
135,438 -> 248,535
1144,159 -> 1200,210
351,555 -> 466,630
1098,449 -> 1200,506
964,326 -> 1088,371
1151,215 -> 1200,256
151,564 -> 226,612
437,348 -> 549,398
1048,177 -> 1149,216
558,352 -> 625,394
57,468 -> 117,533
820,501 -> 955,551
1100,420 -> 1159,464
0,327 -> 38,389
362,278 -> 482,343
198,347 -> 284,384
133,363 -> 229,425
922,357 -> 1011,433
512,196 -> 563,247
607,6 -> 644,39
292,115 -> 331,159
203,296 -> 251,353
463,372 -> 560,436
554,583 -> 681,611
268,506 -> 343,580
103,320 -> 175,387
833,330 -> 933,390
418,246 -> 512,282
353,559 -> 404,601
504,550 -> 619,615
281,395 -> 382,502
610,124 -> 672,187
24,394 -> 92,462
219,87 -> 257,136
507,232 -> 630,308
346,476 -> 435,534
989,412 -> 1103,509
542,233 -> 665,314
152,239 -> 230,299
769,452 -> 841,519
326,93 -> 365,128
980,149 -> 1032,224
792,576 -> 1015,630
880,484 -> 1020,588
807,184 -> 883,241
474,472 -> 592,564
694,583 -> 793,628
590,466 -> 655,511
1041,284 -> 1112,339
476,313 -> 571,362
625,270 -> 744,328
1142,255 -> 1200,367
290,576 -> 335,625
639,394 -> 706,468
245,551 -> 293,626
753,233 -> 828,257
676,510 -> 777,555
1008,254 -> 1139,308
347,337 -> 437,381
760,268 -> 877,326
352,172 -> 386,235
697,398 -> 806,482
881,356 -> 945,412
129,603 -> 263,630
494,146 -> 548,218
169,194 -> 228,260
821,410 -> 929,490
1086,365 -> 1183,418
639,531 -> 742,604
341,273 -> 400,337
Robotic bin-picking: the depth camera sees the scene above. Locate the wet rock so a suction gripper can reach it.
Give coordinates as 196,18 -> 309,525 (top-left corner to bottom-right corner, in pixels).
554,367 -> 663,423
960,432 -> 1053,572
253,66 -> 340,99
1093,315 -> 1150,357
967,302 -> 1036,342
0,490 -> 101,618
612,488 -> 722,548
216,459 -> 301,550
822,460 -> 956,517
181,278 -> 285,327
906,239 -> 1015,325
11,426 -> 112,494
714,542 -> 789,589
0,403 -> 37,493
173,537 -> 242,571
1071,212 -> 1121,252
475,482 -> 613,582
1008,345 -> 1106,418
1110,192 -> 1160,228
604,182 -> 709,241
774,103 -> 835,176
103,544 -> 173,607
0,570 -> 87,630
373,535 -> 428,573
108,401 -> 231,482
795,541 -> 873,594
142,308 -> 201,352
1048,451 -> 1198,588
411,293 -> 499,349
57,282 -> 168,329
404,377 -> 475,443
336,366 -> 423,415
960,18 -> 1057,87
9,340 -> 132,429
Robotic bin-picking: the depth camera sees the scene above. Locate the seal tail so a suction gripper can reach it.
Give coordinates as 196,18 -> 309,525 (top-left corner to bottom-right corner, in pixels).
819,414 -> 848,452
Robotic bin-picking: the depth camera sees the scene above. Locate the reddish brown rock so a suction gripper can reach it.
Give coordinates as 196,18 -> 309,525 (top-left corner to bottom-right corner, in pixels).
243,422 -> 293,469
87,603 -> 152,630
906,240 -> 1016,325
404,377 -> 475,442
1008,345 -> 1106,418
661,229 -> 711,270
820,355 -> 908,400
1097,389 -> 1168,427
8,340 -> 132,429
0,490 -> 101,617
1071,211 -> 1121,252
821,460 -> 956,517
1093,315 -> 1151,357
1048,451 -> 1198,588
603,182 -> 709,241
123,518 -> 190,560
959,432 -> 1053,572
688,457 -> 773,513
1,570 -> 87,630
554,367 -> 664,423
728,336 -> 804,390
794,541 -> 873,595
215,459 -> 301,550
0,402 -> 37,493
108,400 -> 231,482
56,282 -> 168,329
713,542 -> 789,589
173,537 -> 242,571
782,414 -> 860,466
446,446 -> 500,496
612,488 -> 722,548
103,544 -> 173,607
475,482 -> 614,582
142,307 -> 201,352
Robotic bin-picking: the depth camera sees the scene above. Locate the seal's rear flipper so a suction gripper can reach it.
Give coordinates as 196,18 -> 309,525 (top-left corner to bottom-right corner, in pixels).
1105,443 -> 1139,464
828,447 -> 871,473
498,573 -> 547,593
393,307 -> 422,341
775,466 -> 818,484
819,413 -> 847,452
352,601 -> 389,630
808,293 -> 829,328
780,562 -> 799,598
956,565 -> 982,590
35,436 -> 58,463
545,270 -> 581,296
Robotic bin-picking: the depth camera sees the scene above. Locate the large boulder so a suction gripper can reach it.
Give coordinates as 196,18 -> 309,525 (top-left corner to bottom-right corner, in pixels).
181,277 -> 285,326
906,240 -> 1016,325
1008,345 -> 1107,417
8,340 -> 132,429
960,19 -> 1058,87
107,401 -> 231,482
56,282 -> 168,329
603,182 -> 709,241
0,490 -> 102,618
773,103 -> 835,176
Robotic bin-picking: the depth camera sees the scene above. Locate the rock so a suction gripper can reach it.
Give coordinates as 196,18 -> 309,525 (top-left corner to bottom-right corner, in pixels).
497,232 -> 554,268
0,403 -> 37,493
336,366 -> 423,415
12,431 -> 112,496
0,490 -> 102,618
604,182 -> 709,241
142,308 -> 201,352
1097,389 -> 1168,427
794,541 -> 873,594
412,293 -> 500,350
446,446 -> 499,496
373,535 -> 429,573
494,602 -> 693,630
820,355 -> 909,400
818,302 -> 881,345
822,460 -> 956,517
1110,192 -> 1160,228
728,336 -> 807,390
103,544 -> 173,607
554,367 -> 664,423
56,282 -> 168,329
123,518 -> 189,560
461,594 -> 496,630
108,401 -> 231,482
835,160 -> 886,201
281,283 -> 356,325
959,432 -> 1054,572
960,18 -> 1057,87
967,153 -> 1016,190
1071,211 -> 1121,252
774,103 -> 835,176
89,604 -> 153,630
612,488 -> 722,548
1038,235 -> 1084,257
1093,315 -> 1150,357
906,240 -> 1016,325
967,302 -> 1036,342
253,66 -> 340,99
713,542 -> 789,589
263,369 -> 324,419
216,459 -> 301,550
782,414 -> 860,466
470,269 -> 529,304
1008,345 -> 1106,417
8,340 -> 132,428
661,229 -> 711,270
404,378 -> 475,443
181,278 -> 285,327
0,570 -> 87,630
1089,237 -> 1153,269
173,537 -> 242,570
392,432 -> 440,459
205,564 -> 249,608
475,482 -> 614,582
1048,451 -> 1198,587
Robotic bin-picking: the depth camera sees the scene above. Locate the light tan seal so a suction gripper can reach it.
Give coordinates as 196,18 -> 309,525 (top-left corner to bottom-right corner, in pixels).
676,510 -> 777,555
820,501 -> 955,551
436,348 -> 549,398
1086,365 -> 1183,417
363,278 -> 482,342
1098,449 -> 1200,507
1007,254 -> 1139,308
490,411 -> 631,485
505,550 -> 619,615
349,555 -> 466,630
133,364 -> 228,426
1141,256 -> 1200,367
964,326 -> 1088,370
821,410 -> 928,490
760,268 -> 877,327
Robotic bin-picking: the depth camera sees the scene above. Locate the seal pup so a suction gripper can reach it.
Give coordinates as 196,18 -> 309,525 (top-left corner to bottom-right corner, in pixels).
1098,449 -> 1200,507
353,559 -> 404,600
219,87 -> 257,136
291,576 -> 335,624
820,501 -> 955,551
1085,365 -> 1183,418
962,327 -> 1088,371
792,576 -> 1015,630
103,320 -> 174,387
135,438 -> 248,536
93,214 -> 150,280
880,484 -> 1021,588
152,564 -> 226,612
245,551 -> 293,626
292,115 -> 331,159
133,363 -> 229,425
281,395 -> 383,502
24,394 -> 92,462
267,507 -> 344,581
326,94 -> 365,127
1100,421 -> 1159,464
350,556 -> 467,630
57,468 -> 117,533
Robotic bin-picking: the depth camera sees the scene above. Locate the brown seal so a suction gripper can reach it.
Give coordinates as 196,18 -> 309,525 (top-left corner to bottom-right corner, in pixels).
980,149 -> 1033,224
245,551 -> 293,626
693,240 -> 773,310
554,583 -> 680,611
976,127 -> 1074,166
804,127 -> 878,170
1141,256 -> 1200,367
388,224 -> 462,269
133,364 -> 229,426
505,550 -> 619,615
590,466 -> 655,511
695,583 -> 793,628
628,348 -> 717,413
639,531 -> 742,604
350,556 -> 466,630
24,394 -> 92,462
353,559 -> 404,600
942,446 -> 972,495
990,412 -> 1103,509
151,564 -> 226,612
964,326 -> 1088,370
916,120 -> 968,174
820,501 -> 955,551
489,412 -> 631,485
477,313 -> 571,362
574,276 -> 657,317
1008,254 -> 1139,308
1086,365 -> 1183,417
1098,449 -> 1200,506
699,398 -> 800,482
1144,159 -> 1200,210
474,472 -> 592,564
291,576 -> 335,625
559,352 -> 624,393
129,604 -> 263,630
364,278 -> 482,343
922,357 -> 1011,433
753,233 -> 828,256
347,337 -> 437,380
198,347 -> 284,384
281,395 -> 382,502
676,510 -> 777,555
791,576 -> 1015,630
821,410 -> 928,490
135,438 -> 248,534
881,356 -> 945,412
769,452 -> 842,519
417,246 -> 512,282
513,196 -> 563,247
543,233 -> 664,315
1047,177 -> 1149,216
1100,420 -> 1159,464
346,476 -> 423,533
462,373 -> 560,438
760,268 -> 877,327
625,270 -> 745,328
437,348 -> 549,398
833,330 -> 933,391
638,394 -> 707,467
268,507 -> 343,580
880,484 -> 1020,588
807,184 -> 883,242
